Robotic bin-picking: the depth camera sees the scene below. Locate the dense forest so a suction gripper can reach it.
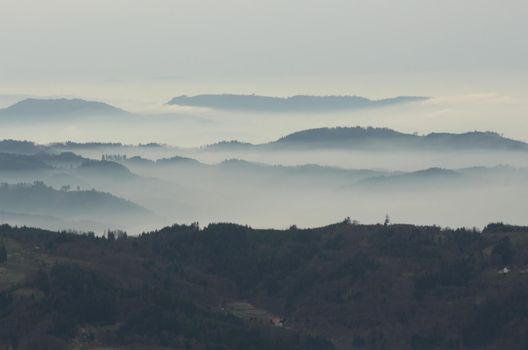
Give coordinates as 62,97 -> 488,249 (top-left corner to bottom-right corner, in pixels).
1,221 -> 527,349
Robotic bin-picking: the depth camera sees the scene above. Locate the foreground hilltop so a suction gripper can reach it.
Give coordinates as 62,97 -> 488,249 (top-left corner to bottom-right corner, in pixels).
1,221 -> 527,349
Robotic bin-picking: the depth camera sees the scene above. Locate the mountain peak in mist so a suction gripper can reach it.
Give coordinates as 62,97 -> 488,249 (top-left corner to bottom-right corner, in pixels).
276,126 -> 409,142
167,94 -> 428,112
272,127 -> 528,151
0,98 -> 130,118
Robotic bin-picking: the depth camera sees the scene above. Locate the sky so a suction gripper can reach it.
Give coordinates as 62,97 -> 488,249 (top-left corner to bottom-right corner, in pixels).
1,0 -> 527,84
0,0 -> 527,142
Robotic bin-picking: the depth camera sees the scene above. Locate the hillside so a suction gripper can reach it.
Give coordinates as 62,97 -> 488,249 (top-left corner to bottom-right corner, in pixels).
270,127 -> 528,151
0,182 -> 146,220
0,140 -> 48,155
216,159 -> 384,183
77,160 -> 134,178
352,167 -> 470,190
168,94 -> 427,112
0,98 -> 130,121
0,153 -> 52,172
0,152 -> 135,181
0,222 -> 527,349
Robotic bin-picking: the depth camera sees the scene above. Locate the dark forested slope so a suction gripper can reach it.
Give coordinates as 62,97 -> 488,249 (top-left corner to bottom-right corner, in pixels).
0,222 -> 527,349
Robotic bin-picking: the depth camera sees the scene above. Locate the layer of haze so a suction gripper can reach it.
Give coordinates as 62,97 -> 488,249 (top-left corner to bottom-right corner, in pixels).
0,94 -> 527,148
1,0 -> 527,145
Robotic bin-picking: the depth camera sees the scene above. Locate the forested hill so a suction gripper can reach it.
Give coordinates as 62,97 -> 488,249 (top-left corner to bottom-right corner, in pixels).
0,182 -> 146,219
203,127 -> 528,152
270,127 -> 528,150
1,221 -> 528,349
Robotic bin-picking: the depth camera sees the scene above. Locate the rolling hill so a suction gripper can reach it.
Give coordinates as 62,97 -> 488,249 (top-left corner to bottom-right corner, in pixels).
0,153 -> 52,172
0,140 -> 48,155
352,167 -> 471,190
269,127 -> 528,151
0,98 -> 131,121
168,94 -> 428,112
0,182 -> 148,221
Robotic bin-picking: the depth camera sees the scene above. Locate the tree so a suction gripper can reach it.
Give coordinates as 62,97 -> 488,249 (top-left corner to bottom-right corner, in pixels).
0,245 -> 7,263
492,237 -> 513,265
384,214 -> 390,226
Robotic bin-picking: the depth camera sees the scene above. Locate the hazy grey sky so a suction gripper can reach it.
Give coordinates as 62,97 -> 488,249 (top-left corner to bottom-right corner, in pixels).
1,0 -> 527,85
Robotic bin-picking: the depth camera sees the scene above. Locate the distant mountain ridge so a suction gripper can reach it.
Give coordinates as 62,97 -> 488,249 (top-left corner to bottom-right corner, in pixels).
268,127 -> 528,151
167,94 -> 428,112
0,182 -> 147,219
202,127 -> 528,151
352,167 -> 470,190
0,140 -> 48,154
0,153 -> 51,171
0,98 -> 131,120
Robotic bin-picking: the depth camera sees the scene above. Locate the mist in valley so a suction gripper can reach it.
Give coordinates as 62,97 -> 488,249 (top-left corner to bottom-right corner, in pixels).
1,90 -> 528,147
0,91 -> 527,233
0,122 -> 526,233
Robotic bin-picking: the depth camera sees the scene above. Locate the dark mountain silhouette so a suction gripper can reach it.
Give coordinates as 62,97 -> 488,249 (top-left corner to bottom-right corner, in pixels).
0,152 -> 123,173
421,131 -> 527,150
121,155 -> 387,188
0,98 -> 131,121
167,94 -> 428,112
125,154 -> 378,178
274,127 -> 411,147
217,158 -> 383,181
156,155 -> 202,166
50,141 -> 125,150
77,160 -> 135,179
0,182 -> 147,219
203,140 -> 255,151
353,167 -> 470,190
0,140 -> 48,154
122,155 -> 203,169
125,155 -> 155,166
0,153 -> 51,171
0,151 -> 138,183
268,127 -> 528,151
35,151 -> 88,168
1,222 -> 528,349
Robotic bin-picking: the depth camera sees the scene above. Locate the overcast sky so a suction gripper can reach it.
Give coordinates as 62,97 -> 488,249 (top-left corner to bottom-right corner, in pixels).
1,0 -> 526,84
